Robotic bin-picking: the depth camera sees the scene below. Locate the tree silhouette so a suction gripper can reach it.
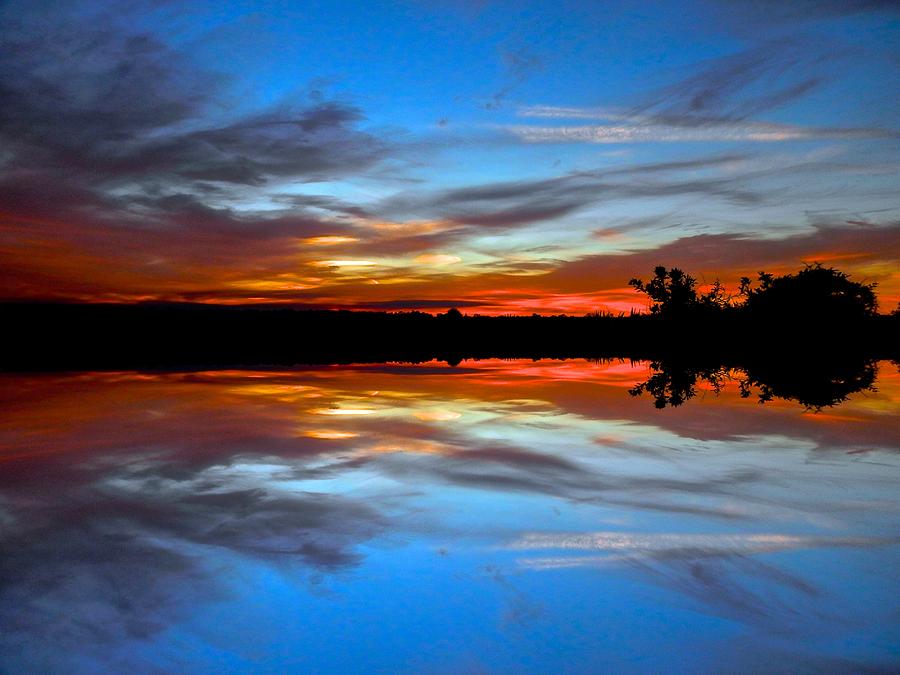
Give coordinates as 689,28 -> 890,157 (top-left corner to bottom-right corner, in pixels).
740,263 -> 877,320
629,266 -> 733,318
631,357 -> 877,410
629,266 -> 695,317
628,362 -> 729,409
738,358 -> 877,409
630,263 -> 878,325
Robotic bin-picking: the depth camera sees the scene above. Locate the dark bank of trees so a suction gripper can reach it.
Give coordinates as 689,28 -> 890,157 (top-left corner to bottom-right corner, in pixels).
1,263 -> 898,372
628,358 -> 879,410
623,263 -> 896,357
621,262 -> 899,365
628,263 -> 879,322
623,264 -> 894,409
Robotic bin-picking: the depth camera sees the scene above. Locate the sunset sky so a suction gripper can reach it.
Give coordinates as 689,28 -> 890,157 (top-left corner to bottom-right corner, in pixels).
2,0 -> 899,314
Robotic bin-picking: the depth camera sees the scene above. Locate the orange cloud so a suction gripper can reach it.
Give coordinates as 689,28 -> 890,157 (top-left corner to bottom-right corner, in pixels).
3,208 -> 899,315
415,253 -> 462,265
303,236 -> 361,246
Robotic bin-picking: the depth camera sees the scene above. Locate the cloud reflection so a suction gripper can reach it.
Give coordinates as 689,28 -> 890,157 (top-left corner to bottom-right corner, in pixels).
509,531 -> 897,628
0,360 -> 899,670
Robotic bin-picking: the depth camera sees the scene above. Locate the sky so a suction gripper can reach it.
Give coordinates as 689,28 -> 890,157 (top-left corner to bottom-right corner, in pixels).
1,0 -> 899,314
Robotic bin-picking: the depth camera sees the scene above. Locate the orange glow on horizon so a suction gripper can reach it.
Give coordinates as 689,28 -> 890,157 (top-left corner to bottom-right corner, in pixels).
303,236 -> 360,246
3,214 -> 899,314
4,360 -> 898,472
303,430 -> 361,439
312,260 -> 379,268
413,410 -> 462,421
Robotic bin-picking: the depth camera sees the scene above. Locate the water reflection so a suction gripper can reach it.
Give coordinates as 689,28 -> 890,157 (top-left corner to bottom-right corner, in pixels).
629,357 -> 879,409
1,360 -> 899,673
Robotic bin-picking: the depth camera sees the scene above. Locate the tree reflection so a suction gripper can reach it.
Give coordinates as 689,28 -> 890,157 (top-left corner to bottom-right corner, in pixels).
630,358 -> 878,410
628,363 -> 730,409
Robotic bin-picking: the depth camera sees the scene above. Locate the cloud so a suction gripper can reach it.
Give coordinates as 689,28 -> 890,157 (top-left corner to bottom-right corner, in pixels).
0,1 -> 414,301
708,0 -> 900,32
507,531 -> 887,558
546,220 -> 900,298
504,120 -> 894,144
312,260 -> 379,268
517,105 -> 617,120
303,236 -> 362,246
372,437 -> 772,518
631,40 -> 830,123
275,195 -> 372,219
378,156 -> 764,229
512,37 -> 899,144
353,299 -> 484,310
509,530 -> 895,627
482,46 -> 544,110
0,456 -> 387,663
2,364 -> 899,668
0,15 -> 386,188
0,1 -> 391,269
415,253 -> 462,265
1,1 -> 897,310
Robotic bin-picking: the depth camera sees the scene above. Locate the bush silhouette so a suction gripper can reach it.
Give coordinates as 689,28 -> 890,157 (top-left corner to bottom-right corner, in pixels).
630,357 -> 877,410
629,266 -> 728,318
740,263 -> 877,321
630,263 -> 877,323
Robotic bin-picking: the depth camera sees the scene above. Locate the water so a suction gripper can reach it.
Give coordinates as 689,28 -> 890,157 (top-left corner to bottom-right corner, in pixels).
1,360 -> 899,673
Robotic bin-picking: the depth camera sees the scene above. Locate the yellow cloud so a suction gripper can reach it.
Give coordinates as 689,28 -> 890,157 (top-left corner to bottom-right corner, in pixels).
415,253 -> 462,265
303,430 -> 360,439
228,279 -> 318,291
414,410 -> 462,421
302,236 -> 360,246
312,260 -> 378,268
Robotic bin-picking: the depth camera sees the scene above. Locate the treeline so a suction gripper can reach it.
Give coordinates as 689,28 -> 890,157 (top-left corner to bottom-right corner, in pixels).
621,264 -> 895,409
628,263 -> 882,321
1,264 -> 898,371
627,356 -> 884,410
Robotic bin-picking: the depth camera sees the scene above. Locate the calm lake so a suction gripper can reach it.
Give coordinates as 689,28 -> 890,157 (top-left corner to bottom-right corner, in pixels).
2,360 -> 899,673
